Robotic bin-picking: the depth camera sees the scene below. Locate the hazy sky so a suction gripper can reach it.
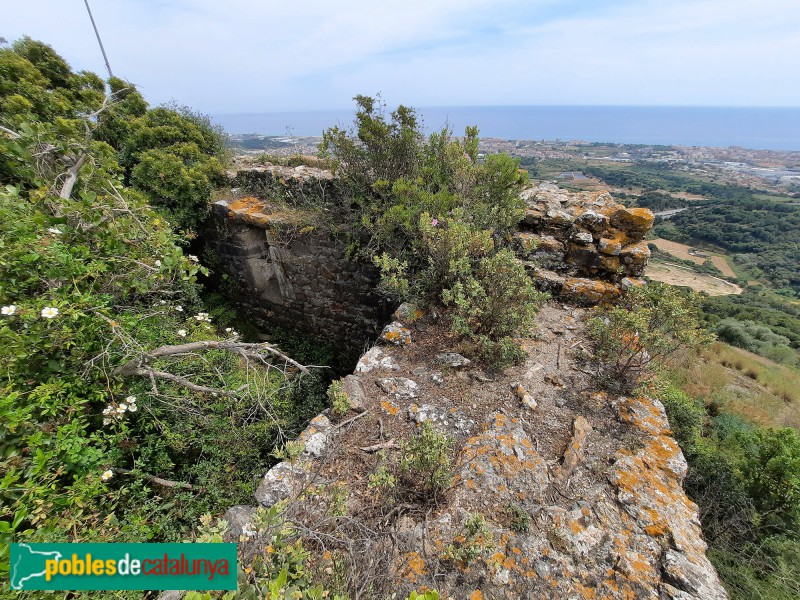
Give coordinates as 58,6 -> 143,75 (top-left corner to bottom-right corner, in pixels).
2,0 -> 798,114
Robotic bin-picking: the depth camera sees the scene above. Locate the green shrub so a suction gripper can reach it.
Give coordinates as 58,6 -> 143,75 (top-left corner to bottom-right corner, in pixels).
443,513 -> 493,565
321,96 -> 538,369
399,422 -> 454,504
588,282 -> 710,389
327,379 -> 351,417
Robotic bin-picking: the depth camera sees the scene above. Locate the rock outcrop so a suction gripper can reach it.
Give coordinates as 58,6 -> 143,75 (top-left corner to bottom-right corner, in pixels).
228,302 -> 727,599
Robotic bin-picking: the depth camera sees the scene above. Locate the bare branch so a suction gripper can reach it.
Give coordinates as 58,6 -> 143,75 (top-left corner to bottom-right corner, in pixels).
359,439 -> 399,453
113,467 -> 199,491
0,125 -> 21,139
59,152 -> 88,199
125,365 -> 241,396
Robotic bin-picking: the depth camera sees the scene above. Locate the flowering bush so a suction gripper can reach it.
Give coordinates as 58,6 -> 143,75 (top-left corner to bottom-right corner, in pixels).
0,39 -> 306,571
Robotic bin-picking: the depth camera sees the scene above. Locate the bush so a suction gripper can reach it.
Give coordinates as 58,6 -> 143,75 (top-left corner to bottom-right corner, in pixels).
322,96 -> 539,368
587,282 -> 710,389
400,422 -> 454,503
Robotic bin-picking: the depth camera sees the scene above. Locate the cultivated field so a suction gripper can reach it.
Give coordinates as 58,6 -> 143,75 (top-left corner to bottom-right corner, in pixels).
646,259 -> 743,295
650,237 -> 737,277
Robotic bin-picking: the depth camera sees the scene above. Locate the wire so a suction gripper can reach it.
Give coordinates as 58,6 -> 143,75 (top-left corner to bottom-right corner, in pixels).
83,0 -> 114,79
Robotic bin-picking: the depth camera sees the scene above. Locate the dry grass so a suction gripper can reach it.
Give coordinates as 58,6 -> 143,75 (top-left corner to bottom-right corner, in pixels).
672,342 -> 800,429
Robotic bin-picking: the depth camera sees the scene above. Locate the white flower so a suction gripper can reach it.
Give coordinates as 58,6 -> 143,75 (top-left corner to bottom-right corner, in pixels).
177,329 -> 187,337
125,395 -> 136,404
41,307 -> 59,319
194,312 -> 211,323
188,255 -> 199,262
127,403 -> 137,413
47,227 -> 63,235
102,418 -> 111,425
100,470 -> 114,482
174,305 -> 183,312
1,305 -> 16,316
154,260 -> 162,267
225,327 -> 233,333
117,404 -> 127,413
102,406 -> 114,415
159,300 -> 167,305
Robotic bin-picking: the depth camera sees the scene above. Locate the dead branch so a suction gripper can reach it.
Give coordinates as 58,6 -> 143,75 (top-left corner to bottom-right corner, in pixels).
111,338 -> 310,399
122,365 -> 241,396
59,152 -> 88,199
0,124 -> 21,139
359,439 -> 399,453
113,467 -> 199,491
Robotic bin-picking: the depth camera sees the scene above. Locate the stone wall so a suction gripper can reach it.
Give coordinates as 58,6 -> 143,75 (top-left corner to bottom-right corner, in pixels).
514,182 -> 654,304
206,166 -> 656,350
204,194 -> 390,350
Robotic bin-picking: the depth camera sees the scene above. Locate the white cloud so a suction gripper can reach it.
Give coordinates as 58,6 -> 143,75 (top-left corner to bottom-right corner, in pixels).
1,0 -> 798,111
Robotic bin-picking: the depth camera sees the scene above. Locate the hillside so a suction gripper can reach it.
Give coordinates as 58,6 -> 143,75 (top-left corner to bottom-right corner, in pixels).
3,38 -> 800,600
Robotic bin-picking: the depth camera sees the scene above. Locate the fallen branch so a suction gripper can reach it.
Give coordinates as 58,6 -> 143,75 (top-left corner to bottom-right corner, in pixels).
113,467 -> 199,491
0,124 -> 21,139
359,438 -> 399,453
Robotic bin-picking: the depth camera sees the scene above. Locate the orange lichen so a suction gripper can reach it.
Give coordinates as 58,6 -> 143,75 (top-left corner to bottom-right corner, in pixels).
398,551 -> 427,583
468,591 -> 483,600
380,400 -> 399,416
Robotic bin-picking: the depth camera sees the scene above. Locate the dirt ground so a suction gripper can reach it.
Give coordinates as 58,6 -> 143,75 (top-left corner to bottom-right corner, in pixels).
646,260 -> 742,295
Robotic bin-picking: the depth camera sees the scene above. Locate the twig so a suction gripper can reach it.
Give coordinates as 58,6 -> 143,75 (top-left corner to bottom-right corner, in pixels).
329,410 -> 370,433
0,124 -> 21,139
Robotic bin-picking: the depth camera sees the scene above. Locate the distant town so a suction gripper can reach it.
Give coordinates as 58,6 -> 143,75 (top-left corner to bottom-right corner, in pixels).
229,134 -> 800,195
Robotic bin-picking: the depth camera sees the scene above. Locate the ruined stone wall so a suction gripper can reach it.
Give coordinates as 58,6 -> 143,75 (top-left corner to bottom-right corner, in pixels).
204,193 -> 390,350
515,183 -> 654,304
222,301 -> 727,600
205,165 -> 656,350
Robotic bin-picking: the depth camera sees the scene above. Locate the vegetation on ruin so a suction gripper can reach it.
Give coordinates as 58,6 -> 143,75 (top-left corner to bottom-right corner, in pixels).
321,95 -> 547,368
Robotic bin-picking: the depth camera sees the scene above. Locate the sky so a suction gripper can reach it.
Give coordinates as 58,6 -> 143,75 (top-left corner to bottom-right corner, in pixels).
2,0 -> 799,114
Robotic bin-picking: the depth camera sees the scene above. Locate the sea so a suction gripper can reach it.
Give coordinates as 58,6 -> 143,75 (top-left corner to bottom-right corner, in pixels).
212,106 -> 800,152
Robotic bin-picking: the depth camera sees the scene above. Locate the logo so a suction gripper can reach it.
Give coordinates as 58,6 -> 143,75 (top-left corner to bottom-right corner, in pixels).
10,543 -> 237,591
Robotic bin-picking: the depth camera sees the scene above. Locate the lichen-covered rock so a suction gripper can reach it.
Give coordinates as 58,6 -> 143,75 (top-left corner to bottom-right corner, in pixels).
380,321 -> 412,346
611,396 -> 728,600
610,207 -> 655,239
356,346 -> 400,373
436,352 -> 472,368
377,377 -> 419,400
392,302 -> 426,324
598,237 -> 623,255
298,415 -> 332,457
222,505 -> 257,541
340,374 -> 367,410
459,413 -> 549,506
555,416 -> 591,480
254,461 -> 309,507
407,403 -> 474,434
620,241 -> 651,276
561,277 -> 621,305
573,230 -> 594,245
511,383 -> 537,410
